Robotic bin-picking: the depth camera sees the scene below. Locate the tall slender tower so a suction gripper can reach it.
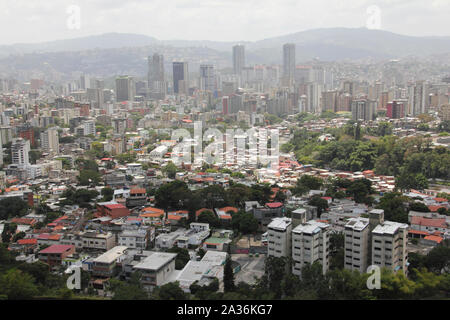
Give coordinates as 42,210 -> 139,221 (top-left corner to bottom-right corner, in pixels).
282,43 -> 296,86
233,45 -> 245,75
148,53 -> 165,91
173,62 -> 189,95
199,64 -> 215,92
115,76 -> 135,102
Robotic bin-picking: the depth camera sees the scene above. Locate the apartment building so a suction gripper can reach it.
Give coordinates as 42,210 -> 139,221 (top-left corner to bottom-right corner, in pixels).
155,230 -> 185,249
38,244 -> 75,269
132,252 -> 177,291
118,228 -> 149,249
344,217 -> 370,273
126,188 -> 147,208
267,217 -> 292,258
292,220 -> 330,277
61,231 -> 115,251
92,246 -> 128,278
372,221 -> 409,275
253,203 -> 285,230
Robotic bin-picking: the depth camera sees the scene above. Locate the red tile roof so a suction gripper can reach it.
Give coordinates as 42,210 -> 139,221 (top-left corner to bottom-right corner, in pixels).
409,230 -> 429,236
105,204 -> 127,209
219,207 -> 238,213
424,235 -> 443,244
130,188 -> 146,194
11,218 -> 37,225
167,215 -> 184,221
17,238 -> 37,245
142,207 -> 165,214
39,244 -> 74,254
37,233 -> 62,241
427,205 -> 446,212
265,202 -> 283,209
411,216 -> 447,229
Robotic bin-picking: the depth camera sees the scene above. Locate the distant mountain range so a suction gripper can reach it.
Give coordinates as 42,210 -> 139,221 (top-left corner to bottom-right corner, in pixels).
3,28 -> 450,58
1,28 -> 450,79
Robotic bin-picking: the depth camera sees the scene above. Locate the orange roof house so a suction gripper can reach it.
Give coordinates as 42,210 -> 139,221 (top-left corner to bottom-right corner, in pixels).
11,218 -> 37,226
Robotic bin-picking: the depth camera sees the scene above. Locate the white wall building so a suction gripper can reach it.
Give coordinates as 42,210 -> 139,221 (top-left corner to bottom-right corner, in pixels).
267,217 -> 292,258
344,217 -> 370,273
372,221 -> 409,274
292,220 -> 330,277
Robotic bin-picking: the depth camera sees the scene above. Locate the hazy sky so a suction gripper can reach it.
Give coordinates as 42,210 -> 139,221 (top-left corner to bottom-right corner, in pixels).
1,0 -> 450,45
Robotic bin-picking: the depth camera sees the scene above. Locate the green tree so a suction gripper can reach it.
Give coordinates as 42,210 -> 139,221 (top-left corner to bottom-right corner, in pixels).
376,193 -> 409,223
197,210 -> 221,228
167,247 -> 191,270
0,269 -> 38,300
231,211 -> 258,234
1,223 -> 17,243
109,274 -> 148,300
163,162 -> 178,179
308,196 -> 329,217
424,245 -> 450,274
155,180 -> 191,210
153,281 -> 187,300
0,197 -> 29,220
101,187 -> 114,202
77,169 -> 102,186
223,254 -> 235,293
409,202 -> 429,213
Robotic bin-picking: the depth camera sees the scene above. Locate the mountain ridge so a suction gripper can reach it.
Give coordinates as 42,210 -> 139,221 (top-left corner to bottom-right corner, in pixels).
2,28 -> 450,58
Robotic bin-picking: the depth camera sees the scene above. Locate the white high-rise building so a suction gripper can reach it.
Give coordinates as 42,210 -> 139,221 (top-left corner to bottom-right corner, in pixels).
282,43 -> 295,86
232,45 -> 245,75
267,217 -> 292,258
41,127 -> 59,154
199,64 -> 216,92
344,217 -> 370,273
292,220 -> 330,277
372,221 -> 409,275
11,138 -> 30,165
82,120 -> 96,136
148,53 -> 166,97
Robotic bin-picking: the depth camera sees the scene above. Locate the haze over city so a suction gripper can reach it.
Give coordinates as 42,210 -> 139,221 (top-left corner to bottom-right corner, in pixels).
0,0 -> 449,308
2,0 -> 450,45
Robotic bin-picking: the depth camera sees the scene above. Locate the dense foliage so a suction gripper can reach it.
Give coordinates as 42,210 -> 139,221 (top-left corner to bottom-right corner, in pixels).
284,127 -> 450,191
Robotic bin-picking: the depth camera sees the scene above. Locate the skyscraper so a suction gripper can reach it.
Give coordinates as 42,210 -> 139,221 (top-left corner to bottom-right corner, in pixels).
199,64 -> 216,92
282,43 -> 295,86
41,127 -> 59,154
232,45 -> 245,75
173,62 -> 189,95
115,76 -> 135,102
11,138 -> 30,166
352,99 -> 377,121
148,53 -> 165,96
